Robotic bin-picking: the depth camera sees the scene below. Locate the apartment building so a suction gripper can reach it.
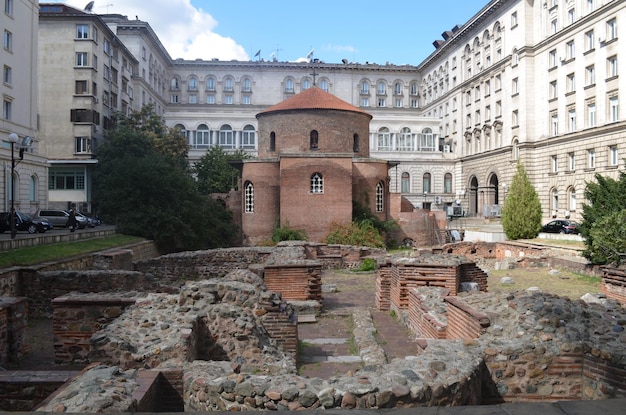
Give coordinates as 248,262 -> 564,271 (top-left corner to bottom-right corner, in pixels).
1,0 -> 48,214
34,0 -> 625,224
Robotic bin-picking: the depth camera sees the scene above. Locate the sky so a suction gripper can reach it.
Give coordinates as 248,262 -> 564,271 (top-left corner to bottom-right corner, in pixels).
47,0 -> 490,65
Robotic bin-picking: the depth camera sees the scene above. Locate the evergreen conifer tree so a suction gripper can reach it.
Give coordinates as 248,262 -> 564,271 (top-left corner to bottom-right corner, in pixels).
501,161 -> 542,240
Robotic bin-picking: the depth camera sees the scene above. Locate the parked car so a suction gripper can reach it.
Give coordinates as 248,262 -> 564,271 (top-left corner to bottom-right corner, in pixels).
0,211 -> 49,234
33,209 -> 87,229
76,212 -> 98,228
540,219 -> 580,234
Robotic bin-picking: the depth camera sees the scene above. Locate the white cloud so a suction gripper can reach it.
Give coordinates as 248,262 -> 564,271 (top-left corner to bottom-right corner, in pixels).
48,0 -> 249,60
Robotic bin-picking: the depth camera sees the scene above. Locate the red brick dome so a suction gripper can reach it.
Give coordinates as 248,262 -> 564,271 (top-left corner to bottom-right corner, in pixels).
257,87 -> 372,119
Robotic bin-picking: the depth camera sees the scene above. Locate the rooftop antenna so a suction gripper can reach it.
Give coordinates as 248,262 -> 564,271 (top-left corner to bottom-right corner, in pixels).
84,1 -> 94,12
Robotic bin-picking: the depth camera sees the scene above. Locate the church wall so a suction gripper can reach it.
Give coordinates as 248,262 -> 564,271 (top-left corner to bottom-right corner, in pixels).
241,161 -> 281,245
352,160 -> 391,222
279,157 -> 353,242
257,110 -> 371,158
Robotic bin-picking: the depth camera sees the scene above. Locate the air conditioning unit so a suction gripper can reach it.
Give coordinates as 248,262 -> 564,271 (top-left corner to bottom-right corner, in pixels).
434,196 -> 442,204
452,206 -> 463,217
443,145 -> 451,153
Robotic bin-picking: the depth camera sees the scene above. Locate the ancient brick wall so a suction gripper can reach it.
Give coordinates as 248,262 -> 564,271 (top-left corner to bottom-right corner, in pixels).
52,295 -> 137,364
600,268 -> 626,305
0,297 -> 28,367
407,288 -> 447,339
263,264 -> 322,301
444,296 -> 490,339
583,354 -> 626,399
0,372 -> 77,411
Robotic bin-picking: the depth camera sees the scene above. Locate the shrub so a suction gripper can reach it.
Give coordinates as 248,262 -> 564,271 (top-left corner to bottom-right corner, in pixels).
272,222 -> 308,243
356,257 -> 377,272
324,220 -> 386,248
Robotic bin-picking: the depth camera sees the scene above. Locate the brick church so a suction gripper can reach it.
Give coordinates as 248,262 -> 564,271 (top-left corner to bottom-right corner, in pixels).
238,87 -> 391,245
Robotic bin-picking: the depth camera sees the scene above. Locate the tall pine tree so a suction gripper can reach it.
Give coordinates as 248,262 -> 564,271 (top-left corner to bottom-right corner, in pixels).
501,161 -> 542,240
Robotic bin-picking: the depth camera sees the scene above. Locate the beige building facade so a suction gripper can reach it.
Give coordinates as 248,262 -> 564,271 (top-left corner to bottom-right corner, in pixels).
1,0 -> 48,215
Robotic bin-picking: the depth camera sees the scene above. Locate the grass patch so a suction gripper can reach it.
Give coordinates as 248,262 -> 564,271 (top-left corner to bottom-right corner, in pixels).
346,336 -> 358,355
0,234 -> 145,268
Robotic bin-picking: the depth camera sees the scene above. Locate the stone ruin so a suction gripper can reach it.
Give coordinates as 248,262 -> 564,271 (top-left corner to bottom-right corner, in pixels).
1,241 -> 626,412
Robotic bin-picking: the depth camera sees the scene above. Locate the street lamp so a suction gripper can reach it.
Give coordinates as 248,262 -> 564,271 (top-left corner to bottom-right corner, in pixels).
7,132 -> 19,239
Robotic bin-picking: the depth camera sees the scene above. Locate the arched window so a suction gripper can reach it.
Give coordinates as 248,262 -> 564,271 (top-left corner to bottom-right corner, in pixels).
244,181 -> 254,213
512,138 -> 519,160
394,82 -> 402,95
174,124 -> 189,143
195,124 -> 210,148
242,78 -> 251,92
551,188 -> 559,216
170,77 -> 179,90
360,81 -> 369,94
29,175 -> 37,201
444,173 -> 453,193
376,181 -> 384,212
377,81 -> 386,95
568,187 -> 577,211
353,134 -> 359,152
218,124 -> 234,148
223,78 -> 234,92
206,77 -> 215,91
310,130 -> 319,149
423,173 -> 431,194
401,172 -> 410,193
285,78 -> 294,93
398,127 -> 413,151
188,77 -> 197,91
302,78 -> 311,90
319,79 -> 328,92
377,127 -> 391,150
242,125 -> 256,149
270,132 -> 276,151
310,173 -> 323,193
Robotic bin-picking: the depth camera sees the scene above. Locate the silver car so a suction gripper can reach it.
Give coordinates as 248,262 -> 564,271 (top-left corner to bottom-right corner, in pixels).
33,209 -> 88,229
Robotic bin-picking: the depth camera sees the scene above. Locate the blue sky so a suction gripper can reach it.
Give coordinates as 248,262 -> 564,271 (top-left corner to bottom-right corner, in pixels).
47,0 -> 489,65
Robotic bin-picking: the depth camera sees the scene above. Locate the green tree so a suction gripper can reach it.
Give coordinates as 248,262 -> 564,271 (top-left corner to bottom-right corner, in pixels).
580,171 -> 626,264
501,161 -> 542,240
194,146 -> 250,194
93,105 -> 239,252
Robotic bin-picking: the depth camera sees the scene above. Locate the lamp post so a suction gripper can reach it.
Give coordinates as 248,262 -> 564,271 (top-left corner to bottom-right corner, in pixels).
7,132 -> 19,239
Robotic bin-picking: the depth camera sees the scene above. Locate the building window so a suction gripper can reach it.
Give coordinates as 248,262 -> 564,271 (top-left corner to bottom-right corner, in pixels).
206,95 -> 215,104
586,65 -> 595,86
310,173 -> 323,194
587,102 -> 596,127
585,30 -> 595,52
48,169 -> 85,190
170,78 -> 179,90
607,18 -> 618,41
376,182 -> 384,212
3,65 -> 11,85
550,80 -> 558,99
569,188 -> 577,212
551,155 -> 558,173
170,95 -> 178,103
75,137 -> 92,153
319,79 -> 328,92
551,19 -> 558,34
223,95 -> 233,105
310,130 -> 319,149
242,78 -> 251,92
423,173 -> 431,194
242,125 -> 256,149
549,49 -> 557,68
2,99 -> 11,120
513,139 -> 519,160
398,127 -> 414,151
551,113 -> 559,136
3,29 -> 12,51
568,109 -> 576,132
401,172 -> 410,193
76,24 -> 89,39
360,81 -> 369,95
219,125 -> 234,148
609,145 -> 619,166
568,8 -> 576,24
609,96 -> 619,122
269,132 -> 276,151
587,0 -> 595,13
566,40 -> 575,60
188,77 -> 197,91
608,56 -> 618,78
444,173 -> 452,194
551,189 -> 559,215
377,98 -> 386,107
224,78 -> 233,92
587,149 -> 596,168
244,182 -> 254,213
188,95 -> 197,104
512,110 -> 519,126
284,78 -> 294,93
377,127 -> 391,150
566,73 -> 575,93
511,11 -> 518,28
206,77 -> 215,91
361,97 -> 370,107
394,82 -> 402,95
353,134 -> 359,152
5,0 -> 13,15
568,152 -> 576,171
194,124 -> 210,148
419,128 -> 436,152
377,81 -> 386,95
29,175 -> 37,202
76,52 -> 88,66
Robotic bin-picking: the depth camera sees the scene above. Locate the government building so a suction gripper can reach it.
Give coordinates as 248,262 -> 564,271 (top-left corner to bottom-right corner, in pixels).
2,0 -> 624,235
